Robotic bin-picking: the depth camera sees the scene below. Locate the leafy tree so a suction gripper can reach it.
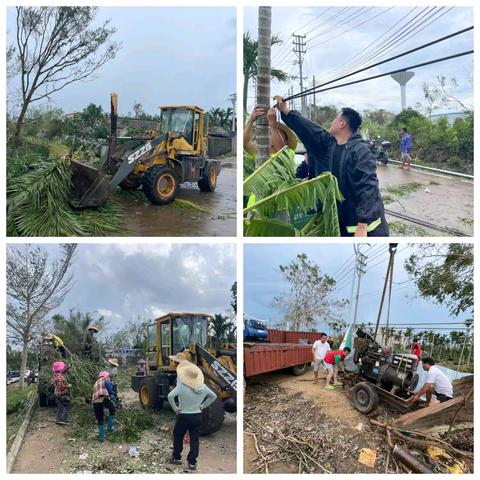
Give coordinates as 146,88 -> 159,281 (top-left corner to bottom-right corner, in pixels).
273,253 -> 347,331
209,314 -> 236,349
230,281 -> 237,314
50,309 -> 107,356
422,75 -> 472,116
243,31 -> 289,112
7,244 -> 76,388
309,105 -> 338,127
10,7 -> 120,141
405,244 -> 473,318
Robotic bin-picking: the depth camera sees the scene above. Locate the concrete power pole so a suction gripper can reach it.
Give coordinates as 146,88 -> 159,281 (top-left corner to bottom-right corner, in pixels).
352,245 -> 367,331
312,75 -> 316,120
293,34 -> 307,115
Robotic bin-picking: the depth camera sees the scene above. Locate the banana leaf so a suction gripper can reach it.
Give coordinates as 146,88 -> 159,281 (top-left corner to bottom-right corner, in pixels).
244,172 -> 344,237
243,218 -> 299,236
243,146 -> 296,198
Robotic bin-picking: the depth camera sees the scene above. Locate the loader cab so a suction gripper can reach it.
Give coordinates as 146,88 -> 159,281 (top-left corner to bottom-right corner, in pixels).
146,312 -> 211,374
159,106 -> 205,155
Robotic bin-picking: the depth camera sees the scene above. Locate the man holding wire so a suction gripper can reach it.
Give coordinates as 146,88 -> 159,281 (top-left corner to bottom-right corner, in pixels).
273,96 -> 389,237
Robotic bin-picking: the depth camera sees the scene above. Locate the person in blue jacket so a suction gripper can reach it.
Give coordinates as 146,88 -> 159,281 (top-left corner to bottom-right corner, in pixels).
400,127 -> 413,170
273,95 -> 389,237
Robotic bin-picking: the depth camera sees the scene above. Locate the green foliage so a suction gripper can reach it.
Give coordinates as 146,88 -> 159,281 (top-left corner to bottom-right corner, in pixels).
7,155 -> 126,237
273,253 -> 348,331
208,107 -> 234,130
209,314 -> 236,349
6,385 -> 36,415
243,147 -> 343,237
405,244 -> 473,317
172,199 -> 208,213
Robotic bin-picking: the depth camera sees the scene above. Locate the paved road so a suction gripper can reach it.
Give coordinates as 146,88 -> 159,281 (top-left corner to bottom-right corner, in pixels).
109,156 -> 237,237
377,164 -> 473,236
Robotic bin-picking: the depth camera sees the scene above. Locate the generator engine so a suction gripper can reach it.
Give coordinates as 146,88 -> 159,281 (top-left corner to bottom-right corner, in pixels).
353,328 -> 419,393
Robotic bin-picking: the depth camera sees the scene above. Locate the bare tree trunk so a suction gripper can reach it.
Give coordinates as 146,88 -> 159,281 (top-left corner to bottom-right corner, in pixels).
19,337 -> 29,390
256,6 -> 271,166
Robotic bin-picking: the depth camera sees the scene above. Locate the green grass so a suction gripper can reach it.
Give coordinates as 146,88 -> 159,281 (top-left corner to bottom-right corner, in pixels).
7,385 -> 37,450
458,217 -> 473,227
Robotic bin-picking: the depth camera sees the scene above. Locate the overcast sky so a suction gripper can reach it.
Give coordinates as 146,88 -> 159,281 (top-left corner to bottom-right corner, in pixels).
7,7 -> 236,115
244,6 -> 473,115
244,243 -> 469,334
7,243 -> 236,335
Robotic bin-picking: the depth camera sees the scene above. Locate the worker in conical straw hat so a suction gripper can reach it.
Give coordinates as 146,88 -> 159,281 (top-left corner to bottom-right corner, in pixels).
107,357 -> 119,375
84,325 -> 99,359
45,333 -> 66,358
167,362 -> 217,470
91,371 -> 116,442
52,361 -> 71,425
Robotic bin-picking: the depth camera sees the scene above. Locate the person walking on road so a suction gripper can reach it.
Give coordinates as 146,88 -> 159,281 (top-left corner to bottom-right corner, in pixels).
168,362 -> 217,470
312,333 -> 331,384
273,96 -> 388,237
400,127 -> 413,170
92,371 -> 116,442
52,361 -> 70,425
324,347 -> 352,389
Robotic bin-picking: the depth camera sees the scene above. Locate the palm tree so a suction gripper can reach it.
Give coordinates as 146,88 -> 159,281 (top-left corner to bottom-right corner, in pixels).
243,32 -> 289,113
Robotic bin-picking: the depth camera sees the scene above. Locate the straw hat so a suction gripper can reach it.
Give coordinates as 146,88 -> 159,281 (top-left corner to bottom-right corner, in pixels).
52,361 -> 66,373
99,371 -> 110,379
108,358 -> 119,367
273,122 -> 297,151
87,325 -> 99,332
168,352 -> 187,363
45,333 -> 54,340
177,363 -> 204,389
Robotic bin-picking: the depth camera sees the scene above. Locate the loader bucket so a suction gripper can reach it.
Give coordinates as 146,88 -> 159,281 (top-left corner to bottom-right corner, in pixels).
70,160 -> 111,208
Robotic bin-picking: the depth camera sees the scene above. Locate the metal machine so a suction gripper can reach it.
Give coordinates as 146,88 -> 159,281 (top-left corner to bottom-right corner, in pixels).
131,312 -> 237,435
70,93 -> 221,208
349,328 -> 419,414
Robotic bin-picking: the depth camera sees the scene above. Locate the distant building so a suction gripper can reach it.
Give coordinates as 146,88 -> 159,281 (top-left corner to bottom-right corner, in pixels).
429,111 -> 469,126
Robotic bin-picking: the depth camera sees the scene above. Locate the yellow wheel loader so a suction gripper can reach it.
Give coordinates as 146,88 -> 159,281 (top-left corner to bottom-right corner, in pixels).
131,313 -> 237,435
70,93 -> 221,208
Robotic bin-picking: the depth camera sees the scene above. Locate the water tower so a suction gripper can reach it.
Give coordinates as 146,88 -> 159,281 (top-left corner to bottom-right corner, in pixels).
391,71 -> 415,110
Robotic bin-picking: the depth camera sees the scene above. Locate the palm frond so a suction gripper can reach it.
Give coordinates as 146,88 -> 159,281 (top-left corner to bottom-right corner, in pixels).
243,218 -> 299,237
243,146 -> 296,198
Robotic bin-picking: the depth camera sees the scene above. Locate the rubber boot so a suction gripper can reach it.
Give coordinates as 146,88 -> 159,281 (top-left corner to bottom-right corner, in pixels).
107,416 -> 114,433
98,424 -> 105,442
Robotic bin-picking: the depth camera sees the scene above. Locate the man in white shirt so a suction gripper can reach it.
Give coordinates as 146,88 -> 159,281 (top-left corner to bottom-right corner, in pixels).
312,333 -> 331,384
407,357 -> 453,406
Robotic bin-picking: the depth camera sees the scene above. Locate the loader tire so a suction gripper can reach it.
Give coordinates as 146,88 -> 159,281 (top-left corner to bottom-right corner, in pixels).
198,162 -> 217,192
292,363 -> 307,376
199,398 -> 225,435
138,377 -> 161,409
142,166 -> 179,205
351,381 -> 379,414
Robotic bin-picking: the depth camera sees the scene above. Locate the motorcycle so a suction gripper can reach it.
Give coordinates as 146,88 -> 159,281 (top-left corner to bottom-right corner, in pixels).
364,136 -> 391,165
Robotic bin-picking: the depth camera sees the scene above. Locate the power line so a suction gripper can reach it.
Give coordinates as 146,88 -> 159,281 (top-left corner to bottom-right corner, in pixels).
285,25 -> 473,101
294,7 -> 334,35
285,49 -> 473,102
308,7 -> 393,50
303,7 -> 353,37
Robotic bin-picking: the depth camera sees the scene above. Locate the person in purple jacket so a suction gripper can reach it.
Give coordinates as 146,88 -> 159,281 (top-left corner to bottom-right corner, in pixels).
400,127 -> 412,170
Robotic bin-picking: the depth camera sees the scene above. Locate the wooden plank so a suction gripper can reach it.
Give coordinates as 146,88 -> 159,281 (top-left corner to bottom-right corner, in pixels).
395,392 -> 473,431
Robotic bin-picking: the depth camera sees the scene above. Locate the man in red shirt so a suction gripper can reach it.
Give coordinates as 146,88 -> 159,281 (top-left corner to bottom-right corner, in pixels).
324,347 -> 351,389
411,338 -> 421,369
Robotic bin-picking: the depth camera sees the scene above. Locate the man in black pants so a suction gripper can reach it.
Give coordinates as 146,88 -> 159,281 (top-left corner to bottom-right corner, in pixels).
273,95 -> 389,237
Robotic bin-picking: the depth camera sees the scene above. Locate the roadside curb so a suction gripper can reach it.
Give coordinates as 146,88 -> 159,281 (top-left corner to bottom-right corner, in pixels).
6,395 -> 38,473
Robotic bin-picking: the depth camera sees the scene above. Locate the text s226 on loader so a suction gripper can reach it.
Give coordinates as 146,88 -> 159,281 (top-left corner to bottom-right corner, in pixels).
131,313 -> 237,435
70,93 -> 221,208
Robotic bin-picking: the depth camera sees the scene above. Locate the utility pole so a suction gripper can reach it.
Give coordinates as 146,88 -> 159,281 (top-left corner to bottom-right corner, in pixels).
293,34 -> 306,115
352,245 -> 367,331
312,75 -> 316,118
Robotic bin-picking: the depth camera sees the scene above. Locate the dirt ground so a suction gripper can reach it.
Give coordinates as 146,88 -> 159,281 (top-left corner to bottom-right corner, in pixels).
11,386 -> 236,474
243,368 -> 473,474
108,156 -> 236,237
377,164 -> 473,236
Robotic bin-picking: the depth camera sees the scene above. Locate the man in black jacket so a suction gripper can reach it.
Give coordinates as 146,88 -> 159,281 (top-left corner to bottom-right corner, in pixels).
273,96 -> 388,237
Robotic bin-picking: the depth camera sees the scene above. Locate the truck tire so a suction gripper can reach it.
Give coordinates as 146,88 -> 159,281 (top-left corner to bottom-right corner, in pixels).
142,165 -> 179,205
198,162 -> 217,192
292,363 -> 307,376
199,398 -> 225,435
351,381 -> 379,414
138,377 -> 161,409
120,174 -> 141,190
